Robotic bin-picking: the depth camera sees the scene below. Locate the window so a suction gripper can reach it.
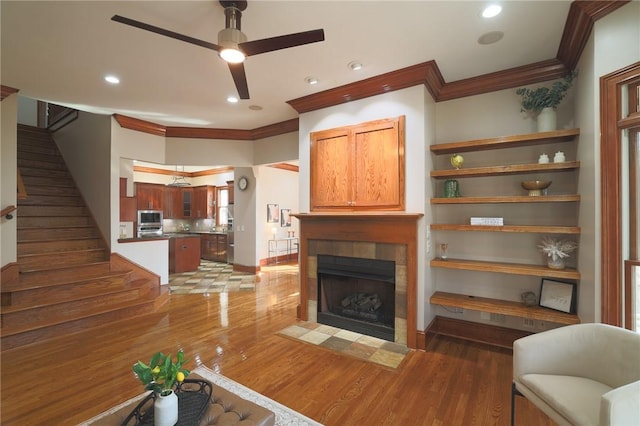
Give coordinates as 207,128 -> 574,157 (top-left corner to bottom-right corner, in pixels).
217,186 -> 229,228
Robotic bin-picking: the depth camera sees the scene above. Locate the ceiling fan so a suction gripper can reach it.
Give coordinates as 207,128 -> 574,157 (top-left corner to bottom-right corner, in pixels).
111,0 -> 325,100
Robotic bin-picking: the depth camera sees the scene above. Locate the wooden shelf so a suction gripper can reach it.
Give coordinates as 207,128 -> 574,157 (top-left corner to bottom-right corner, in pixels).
430,128 -> 580,155
430,291 -> 580,325
431,195 -> 580,204
430,258 -> 581,280
431,161 -> 580,179
430,224 -> 580,234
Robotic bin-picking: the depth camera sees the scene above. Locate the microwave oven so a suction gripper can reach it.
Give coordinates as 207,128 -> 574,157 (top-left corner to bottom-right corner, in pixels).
138,210 -> 162,225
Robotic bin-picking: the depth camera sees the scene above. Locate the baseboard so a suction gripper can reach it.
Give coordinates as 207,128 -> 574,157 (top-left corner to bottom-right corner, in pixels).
233,263 -> 260,274
425,316 -> 533,349
261,253 -> 298,266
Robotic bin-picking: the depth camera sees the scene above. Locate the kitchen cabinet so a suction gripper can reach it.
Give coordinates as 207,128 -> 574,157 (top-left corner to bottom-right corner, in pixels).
181,188 -> 193,218
169,236 -> 201,273
227,181 -> 234,205
310,116 -> 405,211
136,183 -> 164,210
428,128 -> 581,328
120,178 -> 136,221
201,233 -> 228,263
163,186 -> 179,219
193,186 -> 215,219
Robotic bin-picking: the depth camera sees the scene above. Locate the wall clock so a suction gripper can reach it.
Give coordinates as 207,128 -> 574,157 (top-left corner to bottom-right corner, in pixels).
238,176 -> 249,191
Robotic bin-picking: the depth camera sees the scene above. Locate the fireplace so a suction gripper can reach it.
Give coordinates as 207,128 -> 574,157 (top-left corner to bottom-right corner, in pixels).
317,255 -> 396,341
292,212 -> 422,349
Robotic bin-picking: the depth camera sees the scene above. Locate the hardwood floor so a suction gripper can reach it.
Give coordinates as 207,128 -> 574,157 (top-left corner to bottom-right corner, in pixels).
0,263 -> 554,425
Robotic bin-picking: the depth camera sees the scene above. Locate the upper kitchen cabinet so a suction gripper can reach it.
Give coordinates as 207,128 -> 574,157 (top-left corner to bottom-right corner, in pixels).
310,116 -> 405,211
193,186 -> 215,219
163,186 -> 179,219
136,182 -> 164,211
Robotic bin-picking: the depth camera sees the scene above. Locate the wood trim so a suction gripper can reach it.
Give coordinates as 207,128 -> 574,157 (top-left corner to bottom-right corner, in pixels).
292,213 -> 422,349
232,263 -> 260,274
268,163 -> 299,172
110,253 -> 160,287
166,126 -> 252,140
0,262 -> 19,287
600,61 -> 640,327
113,114 -> 166,136
190,166 -> 235,177
17,169 -> 27,199
426,316 -> 532,350
0,205 -> 17,218
287,61 -> 441,113
250,118 -> 299,140
133,165 -> 234,177
556,1 -> 629,70
0,85 -> 19,101
624,260 -> 640,329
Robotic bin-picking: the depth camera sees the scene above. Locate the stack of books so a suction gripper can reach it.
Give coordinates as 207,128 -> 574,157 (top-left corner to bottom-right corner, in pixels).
470,217 -> 504,226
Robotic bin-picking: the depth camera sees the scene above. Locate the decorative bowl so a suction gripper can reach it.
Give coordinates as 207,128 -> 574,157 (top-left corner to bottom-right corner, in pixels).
521,180 -> 551,196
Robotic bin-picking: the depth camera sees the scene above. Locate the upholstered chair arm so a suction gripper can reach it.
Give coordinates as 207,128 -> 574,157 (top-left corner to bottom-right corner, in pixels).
599,380 -> 640,426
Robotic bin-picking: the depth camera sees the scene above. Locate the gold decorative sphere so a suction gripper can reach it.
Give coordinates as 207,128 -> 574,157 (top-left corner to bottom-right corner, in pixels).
450,154 -> 464,169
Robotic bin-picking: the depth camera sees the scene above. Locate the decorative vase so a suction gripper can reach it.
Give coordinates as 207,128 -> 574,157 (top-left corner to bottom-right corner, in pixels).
547,257 -> 565,270
154,390 -> 178,426
537,107 -> 557,132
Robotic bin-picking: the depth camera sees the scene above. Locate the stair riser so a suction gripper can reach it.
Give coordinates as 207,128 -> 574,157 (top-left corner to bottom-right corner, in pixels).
3,275 -> 130,307
1,288 -> 143,329
17,151 -> 63,164
18,158 -> 67,171
18,216 -> 93,228
18,195 -> 84,206
18,167 -> 71,179
17,206 -> 88,217
22,186 -> 79,197
18,238 -> 102,255
18,227 -> 100,241
19,263 -> 112,287
19,250 -> 108,272
0,302 -> 157,351
17,143 -> 59,156
21,176 -> 74,187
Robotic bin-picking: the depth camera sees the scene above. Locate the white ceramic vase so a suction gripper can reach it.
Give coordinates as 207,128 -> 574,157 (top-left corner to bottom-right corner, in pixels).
547,256 -> 565,270
537,107 -> 557,132
154,390 -> 178,426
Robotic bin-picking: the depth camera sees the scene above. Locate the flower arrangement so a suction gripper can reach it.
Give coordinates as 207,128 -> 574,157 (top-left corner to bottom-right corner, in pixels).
133,351 -> 190,396
538,237 -> 578,262
516,71 -> 577,114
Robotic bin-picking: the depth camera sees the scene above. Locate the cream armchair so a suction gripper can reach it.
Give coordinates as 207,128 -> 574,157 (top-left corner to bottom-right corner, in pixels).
512,323 -> 640,426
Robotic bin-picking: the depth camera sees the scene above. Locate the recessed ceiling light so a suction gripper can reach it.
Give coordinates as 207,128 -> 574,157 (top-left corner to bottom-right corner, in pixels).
348,61 -> 363,71
305,76 -> 318,85
227,96 -> 239,103
478,31 -> 504,45
482,4 -> 502,18
104,75 -> 120,84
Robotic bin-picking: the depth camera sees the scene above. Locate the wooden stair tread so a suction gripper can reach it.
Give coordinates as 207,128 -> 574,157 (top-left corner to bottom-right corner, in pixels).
17,260 -> 111,274
0,296 -> 158,337
2,270 -> 132,292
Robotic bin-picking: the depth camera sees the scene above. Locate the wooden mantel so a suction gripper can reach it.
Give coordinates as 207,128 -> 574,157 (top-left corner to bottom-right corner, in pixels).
292,212 -> 423,349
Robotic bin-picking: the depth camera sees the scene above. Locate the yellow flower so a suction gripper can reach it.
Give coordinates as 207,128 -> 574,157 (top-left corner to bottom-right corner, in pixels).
152,366 -> 160,375
176,371 -> 185,382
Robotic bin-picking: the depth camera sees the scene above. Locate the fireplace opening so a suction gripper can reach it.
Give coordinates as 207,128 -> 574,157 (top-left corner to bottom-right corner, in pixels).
317,255 -> 395,342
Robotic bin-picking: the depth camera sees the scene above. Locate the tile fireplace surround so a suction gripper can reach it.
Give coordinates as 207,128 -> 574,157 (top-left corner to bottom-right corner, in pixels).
292,213 -> 422,349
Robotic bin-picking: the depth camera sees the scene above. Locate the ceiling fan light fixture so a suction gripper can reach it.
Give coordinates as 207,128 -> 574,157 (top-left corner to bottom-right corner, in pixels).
220,48 -> 245,63
218,27 -> 247,63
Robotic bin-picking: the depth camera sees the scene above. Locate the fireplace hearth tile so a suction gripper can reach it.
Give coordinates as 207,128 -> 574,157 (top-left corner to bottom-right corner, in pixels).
277,322 -> 410,369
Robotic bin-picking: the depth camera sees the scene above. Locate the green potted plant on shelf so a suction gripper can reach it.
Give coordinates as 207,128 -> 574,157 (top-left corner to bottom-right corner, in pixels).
516,71 -> 577,132
538,237 -> 578,270
133,351 -> 190,426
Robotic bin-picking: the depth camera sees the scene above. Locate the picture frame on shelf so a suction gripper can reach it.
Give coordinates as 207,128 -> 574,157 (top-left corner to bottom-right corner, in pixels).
539,278 -> 577,314
267,204 -> 279,223
280,209 -> 291,227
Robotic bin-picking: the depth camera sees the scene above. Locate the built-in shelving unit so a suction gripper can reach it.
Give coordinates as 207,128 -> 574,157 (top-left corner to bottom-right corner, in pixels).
430,291 -> 580,325
429,129 -> 581,337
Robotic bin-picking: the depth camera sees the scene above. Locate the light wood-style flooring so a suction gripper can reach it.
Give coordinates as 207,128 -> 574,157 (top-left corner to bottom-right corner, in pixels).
0,263 -> 554,425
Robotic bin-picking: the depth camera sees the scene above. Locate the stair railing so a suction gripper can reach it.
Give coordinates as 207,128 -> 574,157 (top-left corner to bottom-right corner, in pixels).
45,102 -> 78,131
1,205 -> 16,220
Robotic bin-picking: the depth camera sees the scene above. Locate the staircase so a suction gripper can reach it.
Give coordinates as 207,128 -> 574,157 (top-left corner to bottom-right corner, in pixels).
1,124 -> 167,351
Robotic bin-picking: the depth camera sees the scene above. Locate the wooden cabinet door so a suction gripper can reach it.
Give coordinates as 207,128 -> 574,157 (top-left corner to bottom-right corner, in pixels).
163,186 -> 178,219
136,183 -> 164,210
170,237 -> 201,273
193,186 -> 215,219
310,116 -> 404,211
352,117 -> 404,209
182,188 -> 193,218
310,128 -> 352,209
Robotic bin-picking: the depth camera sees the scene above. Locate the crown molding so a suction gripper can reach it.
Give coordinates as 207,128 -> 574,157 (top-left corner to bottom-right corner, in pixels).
1,85 -> 19,101
114,114 -> 166,136
269,163 -> 299,173
134,165 -> 234,177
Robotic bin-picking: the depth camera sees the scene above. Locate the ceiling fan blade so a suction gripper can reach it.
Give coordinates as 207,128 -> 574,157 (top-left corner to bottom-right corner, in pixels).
111,15 -> 221,52
228,63 -> 250,99
239,29 -> 325,56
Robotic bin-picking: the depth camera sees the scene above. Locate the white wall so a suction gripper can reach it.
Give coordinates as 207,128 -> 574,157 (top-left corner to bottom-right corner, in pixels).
17,96 -> 37,126
1,94 -> 18,267
298,85 -> 429,329
253,132 -> 298,165
255,166 -> 299,262
575,1 -> 640,323
54,112 -> 112,245
165,137 -> 254,167
233,166 -> 257,268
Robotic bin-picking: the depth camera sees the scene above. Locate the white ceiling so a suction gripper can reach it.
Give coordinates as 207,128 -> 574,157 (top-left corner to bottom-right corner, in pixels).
1,1 -> 571,131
